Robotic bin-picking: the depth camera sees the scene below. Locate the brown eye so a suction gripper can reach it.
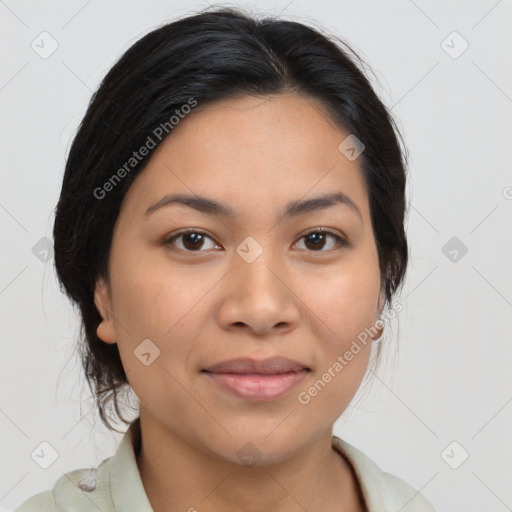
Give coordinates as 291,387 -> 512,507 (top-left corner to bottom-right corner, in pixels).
295,229 -> 348,252
164,229 -> 219,252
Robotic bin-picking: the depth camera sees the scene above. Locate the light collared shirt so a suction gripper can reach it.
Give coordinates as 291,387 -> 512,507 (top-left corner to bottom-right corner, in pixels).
14,419 -> 436,511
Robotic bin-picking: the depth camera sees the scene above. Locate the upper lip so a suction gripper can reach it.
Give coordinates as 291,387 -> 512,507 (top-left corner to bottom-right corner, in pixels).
203,356 -> 310,375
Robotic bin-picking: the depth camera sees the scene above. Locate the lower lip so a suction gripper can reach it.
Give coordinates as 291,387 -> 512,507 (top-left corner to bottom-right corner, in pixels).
205,370 -> 309,401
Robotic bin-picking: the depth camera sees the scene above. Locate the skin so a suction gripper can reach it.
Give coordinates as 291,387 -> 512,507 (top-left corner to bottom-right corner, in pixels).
94,93 -> 385,512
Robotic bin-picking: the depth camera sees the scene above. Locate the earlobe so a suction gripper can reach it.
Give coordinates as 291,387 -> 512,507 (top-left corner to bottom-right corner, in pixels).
372,321 -> 384,342
94,277 -> 117,344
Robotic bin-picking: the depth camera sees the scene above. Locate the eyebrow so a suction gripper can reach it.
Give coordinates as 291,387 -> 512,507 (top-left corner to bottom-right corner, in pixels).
145,192 -> 362,222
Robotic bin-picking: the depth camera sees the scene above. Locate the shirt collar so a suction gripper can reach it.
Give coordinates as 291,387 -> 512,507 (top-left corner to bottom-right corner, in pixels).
110,419 -> 154,511
331,434 -> 404,510
108,421 -> 399,511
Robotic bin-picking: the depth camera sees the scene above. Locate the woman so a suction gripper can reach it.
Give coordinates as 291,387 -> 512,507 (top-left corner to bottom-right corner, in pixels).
15,6 -> 436,511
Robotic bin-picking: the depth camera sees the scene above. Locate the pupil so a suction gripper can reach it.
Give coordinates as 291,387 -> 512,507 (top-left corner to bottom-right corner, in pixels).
186,232 -> 203,249
307,232 -> 325,250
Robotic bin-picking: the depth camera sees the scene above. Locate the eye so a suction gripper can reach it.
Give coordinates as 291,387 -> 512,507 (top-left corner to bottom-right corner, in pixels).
164,229 -> 220,252
294,228 -> 348,252
164,227 -> 348,254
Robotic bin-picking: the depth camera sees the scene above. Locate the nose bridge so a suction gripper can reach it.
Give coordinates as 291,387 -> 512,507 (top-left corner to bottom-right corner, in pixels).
234,234 -> 284,297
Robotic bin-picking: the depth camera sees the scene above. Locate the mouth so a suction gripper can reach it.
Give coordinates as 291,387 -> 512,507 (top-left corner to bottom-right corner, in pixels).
202,357 -> 311,401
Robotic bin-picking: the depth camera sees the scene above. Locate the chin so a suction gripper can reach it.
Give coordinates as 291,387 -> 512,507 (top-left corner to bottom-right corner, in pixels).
209,429 -> 309,467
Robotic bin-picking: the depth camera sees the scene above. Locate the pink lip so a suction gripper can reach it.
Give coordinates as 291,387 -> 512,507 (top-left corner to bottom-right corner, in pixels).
202,356 -> 311,401
203,356 -> 310,374
205,370 -> 309,401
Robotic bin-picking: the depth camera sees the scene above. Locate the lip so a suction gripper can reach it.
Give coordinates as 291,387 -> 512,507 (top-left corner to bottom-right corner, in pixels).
202,357 -> 311,401
203,356 -> 310,374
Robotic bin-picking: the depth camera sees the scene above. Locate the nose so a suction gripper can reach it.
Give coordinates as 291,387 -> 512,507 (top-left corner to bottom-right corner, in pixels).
216,249 -> 301,337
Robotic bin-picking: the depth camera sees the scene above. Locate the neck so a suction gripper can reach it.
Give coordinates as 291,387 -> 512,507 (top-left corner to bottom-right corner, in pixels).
133,414 -> 364,512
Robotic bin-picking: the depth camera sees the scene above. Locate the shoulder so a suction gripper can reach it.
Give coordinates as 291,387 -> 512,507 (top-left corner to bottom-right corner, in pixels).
13,490 -> 56,512
332,436 -> 437,512
13,421 -> 146,512
13,462 -> 115,512
378,470 -> 437,511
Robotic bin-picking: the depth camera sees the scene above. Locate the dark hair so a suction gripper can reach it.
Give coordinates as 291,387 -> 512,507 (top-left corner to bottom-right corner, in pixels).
53,6 -> 409,433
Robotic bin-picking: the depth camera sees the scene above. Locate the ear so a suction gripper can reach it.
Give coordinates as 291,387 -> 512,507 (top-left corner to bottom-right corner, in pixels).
377,288 -> 385,317
94,277 -> 117,344
372,289 -> 386,341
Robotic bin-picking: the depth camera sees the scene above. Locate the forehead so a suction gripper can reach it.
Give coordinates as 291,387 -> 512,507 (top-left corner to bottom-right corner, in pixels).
120,93 -> 369,221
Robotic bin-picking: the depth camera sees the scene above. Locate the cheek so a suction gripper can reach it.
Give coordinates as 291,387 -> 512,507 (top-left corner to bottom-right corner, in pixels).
109,247 -> 192,335
302,254 -> 380,402
297,269 -> 377,420
312,258 -> 380,343
108,253 -> 210,375
108,268 -> 196,410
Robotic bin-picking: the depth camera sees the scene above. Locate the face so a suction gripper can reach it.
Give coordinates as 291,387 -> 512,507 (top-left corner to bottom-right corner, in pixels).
94,93 -> 384,465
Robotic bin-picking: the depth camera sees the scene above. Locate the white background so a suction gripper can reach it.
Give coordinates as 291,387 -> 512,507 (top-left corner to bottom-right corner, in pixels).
1,1 -> 511,510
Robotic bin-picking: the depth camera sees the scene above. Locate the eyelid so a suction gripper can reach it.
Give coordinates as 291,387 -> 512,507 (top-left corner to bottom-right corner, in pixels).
297,226 -> 347,241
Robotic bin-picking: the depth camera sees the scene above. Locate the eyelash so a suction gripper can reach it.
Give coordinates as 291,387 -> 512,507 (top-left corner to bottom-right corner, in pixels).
163,227 -> 349,254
